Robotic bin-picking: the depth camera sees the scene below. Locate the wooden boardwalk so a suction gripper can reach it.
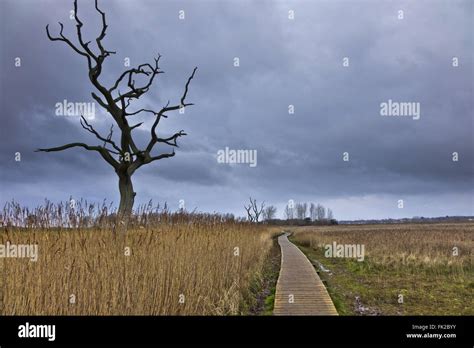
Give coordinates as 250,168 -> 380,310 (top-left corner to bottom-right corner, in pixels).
273,233 -> 338,315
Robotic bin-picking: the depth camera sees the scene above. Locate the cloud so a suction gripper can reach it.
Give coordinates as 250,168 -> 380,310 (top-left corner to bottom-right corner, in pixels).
1,0 -> 472,219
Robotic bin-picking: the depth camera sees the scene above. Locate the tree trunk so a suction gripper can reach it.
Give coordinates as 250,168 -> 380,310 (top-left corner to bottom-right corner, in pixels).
118,173 -> 135,224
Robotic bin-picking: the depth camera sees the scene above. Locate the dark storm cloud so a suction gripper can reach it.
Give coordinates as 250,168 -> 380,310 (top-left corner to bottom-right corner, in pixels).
1,0 -> 472,219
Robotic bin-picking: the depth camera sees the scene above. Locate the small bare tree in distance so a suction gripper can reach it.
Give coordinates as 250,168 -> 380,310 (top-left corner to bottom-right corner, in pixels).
316,204 -> 326,221
327,208 -> 334,220
296,202 -> 307,220
244,197 -> 265,223
262,205 -> 277,221
309,202 -> 317,221
284,202 -> 294,220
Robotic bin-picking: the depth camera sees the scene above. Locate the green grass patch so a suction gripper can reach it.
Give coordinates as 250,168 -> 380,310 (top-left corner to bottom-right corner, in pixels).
244,234 -> 281,315
290,238 -> 474,316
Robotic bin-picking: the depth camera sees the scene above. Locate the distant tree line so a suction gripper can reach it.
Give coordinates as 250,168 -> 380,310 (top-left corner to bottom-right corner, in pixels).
244,197 -> 337,225
284,202 -> 334,221
281,201 -> 336,225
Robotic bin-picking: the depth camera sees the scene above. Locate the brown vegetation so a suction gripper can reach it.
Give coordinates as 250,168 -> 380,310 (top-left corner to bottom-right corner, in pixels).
0,201 -> 280,315
289,223 -> 474,315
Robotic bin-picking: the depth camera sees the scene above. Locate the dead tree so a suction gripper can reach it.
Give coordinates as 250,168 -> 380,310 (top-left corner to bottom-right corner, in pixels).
244,197 -> 265,223
262,205 -> 277,222
316,204 -> 326,221
309,203 -> 317,221
284,203 -> 294,220
327,208 -> 334,220
36,0 -> 197,223
295,202 -> 307,220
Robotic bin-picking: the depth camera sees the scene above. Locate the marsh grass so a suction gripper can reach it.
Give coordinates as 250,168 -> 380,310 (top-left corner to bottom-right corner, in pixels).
290,223 -> 474,315
0,201 -> 279,315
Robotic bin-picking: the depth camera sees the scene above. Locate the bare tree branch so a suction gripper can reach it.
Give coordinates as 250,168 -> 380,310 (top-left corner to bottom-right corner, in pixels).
149,151 -> 176,162
157,130 -> 187,147
244,204 -> 254,222
36,142 -> 119,169
244,197 -> 265,223
72,0 -> 98,62
79,116 -> 121,154
46,22 -> 92,69
144,68 -> 197,154
94,0 -> 116,60
113,56 -> 163,103
180,67 -> 198,107
91,92 -> 108,110
125,108 -> 159,117
129,122 -> 143,130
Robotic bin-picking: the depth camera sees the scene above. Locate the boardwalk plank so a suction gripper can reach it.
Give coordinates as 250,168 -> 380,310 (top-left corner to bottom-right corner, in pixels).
273,233 -> 338,316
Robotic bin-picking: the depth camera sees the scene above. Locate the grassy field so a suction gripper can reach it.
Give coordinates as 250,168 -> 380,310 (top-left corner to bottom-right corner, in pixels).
289,223 -> 474,315
0,202 -> 281,315
2,199 -> 472,316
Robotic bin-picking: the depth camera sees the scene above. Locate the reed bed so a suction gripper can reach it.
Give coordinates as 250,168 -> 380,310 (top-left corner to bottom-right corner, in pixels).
0,201 -> 279,315
291,223 -> 473,276
289,223 -> 473,315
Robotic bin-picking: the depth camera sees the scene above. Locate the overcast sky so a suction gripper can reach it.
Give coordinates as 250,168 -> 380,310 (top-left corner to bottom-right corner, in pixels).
1,0 -> 473,220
